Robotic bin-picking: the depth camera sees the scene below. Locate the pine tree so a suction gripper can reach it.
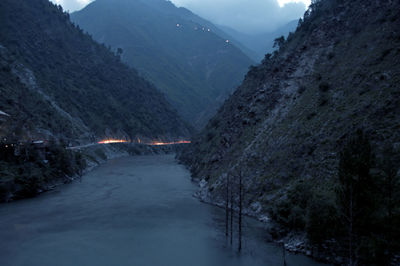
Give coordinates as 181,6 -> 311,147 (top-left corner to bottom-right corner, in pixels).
225,173 -> 230,238
238,170 -> 243,252
336,130 -> 375,265
230,178 -> 234,245
379,145 -> 400,263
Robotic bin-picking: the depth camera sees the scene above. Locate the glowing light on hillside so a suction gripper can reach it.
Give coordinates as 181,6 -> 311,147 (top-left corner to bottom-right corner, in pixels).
97,139 -> 190,146
225,40 -> 230,43
277,0 -> 311,8
176,23 -> 180,27
149,140 -> 191,146
98,139 -> 128,144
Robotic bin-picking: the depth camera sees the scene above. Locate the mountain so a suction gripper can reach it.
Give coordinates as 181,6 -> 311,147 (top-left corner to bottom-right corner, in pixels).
218,20 -> 298,62
71,0 -> 253,128
141,1 -> 259,62
179,0 -> 400,263
0,0 -> 190,143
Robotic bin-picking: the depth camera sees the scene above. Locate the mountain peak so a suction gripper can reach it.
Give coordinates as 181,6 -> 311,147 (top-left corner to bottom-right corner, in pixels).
72,0 -> 253,128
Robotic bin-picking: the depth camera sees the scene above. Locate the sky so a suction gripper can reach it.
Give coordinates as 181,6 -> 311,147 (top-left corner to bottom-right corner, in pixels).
50,0 -> 92,12
172,0 -> 310,33
50,0 -> 311,34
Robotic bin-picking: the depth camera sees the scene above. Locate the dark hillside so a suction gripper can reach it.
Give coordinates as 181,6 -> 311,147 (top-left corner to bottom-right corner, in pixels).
0,0 -> 190,142
179,0 -> 400,263
143,0 -> 259,61
71,0 -> 253,128
0,0 -> 190,201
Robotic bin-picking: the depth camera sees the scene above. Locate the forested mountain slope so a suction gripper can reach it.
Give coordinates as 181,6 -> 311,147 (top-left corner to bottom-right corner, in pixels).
180,0 -> 400,263
71,0 -> 253,128
0,0 -> 190,143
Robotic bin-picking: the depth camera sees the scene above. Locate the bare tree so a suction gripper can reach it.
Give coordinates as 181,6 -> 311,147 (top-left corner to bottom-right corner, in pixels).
230,177 -> 234,245
337,130 -> 373,265
282,243 -> 287,266
238,170 -> 243,252
225,173 -> 230,238
380,145 -> 399,261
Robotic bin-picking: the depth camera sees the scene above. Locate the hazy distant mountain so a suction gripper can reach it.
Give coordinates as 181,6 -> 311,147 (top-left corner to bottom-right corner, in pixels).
141,0 -> 259,63
0,0 -> 190,142
71,0 -> 253,128
218,20 -> 298,62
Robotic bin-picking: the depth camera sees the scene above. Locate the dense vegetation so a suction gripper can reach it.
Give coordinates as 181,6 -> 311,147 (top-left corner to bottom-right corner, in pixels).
0,0 -> 192,201
0,0 -> 190,142
0,45 -> 76,139
179,0 -> 400,263
0,139 -> 86,202
268,131 -> 400,264
71,0 -> 253,128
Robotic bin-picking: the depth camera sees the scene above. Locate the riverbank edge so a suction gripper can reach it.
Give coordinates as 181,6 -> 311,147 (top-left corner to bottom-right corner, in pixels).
1,143 -> 186,203
187,175 -> 342,265
0,143 -> 129,203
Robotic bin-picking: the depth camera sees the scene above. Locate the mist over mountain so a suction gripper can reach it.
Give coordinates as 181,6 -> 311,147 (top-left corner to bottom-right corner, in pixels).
219,20 -> 299,61
71,0 -> 254,128
171,0 -> 307,34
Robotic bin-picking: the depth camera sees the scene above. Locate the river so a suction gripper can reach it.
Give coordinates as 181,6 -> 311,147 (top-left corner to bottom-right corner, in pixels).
0,155 -> 326,266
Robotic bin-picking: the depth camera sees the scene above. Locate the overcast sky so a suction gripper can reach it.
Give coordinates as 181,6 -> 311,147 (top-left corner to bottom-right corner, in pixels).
172,0 -> 309,33
51,0 -> 310,34
51,0 -> 92,12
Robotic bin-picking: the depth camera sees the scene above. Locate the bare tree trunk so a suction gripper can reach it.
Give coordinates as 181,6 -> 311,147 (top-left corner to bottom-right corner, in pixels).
387,171 -> 394,262
382,147 -> 396,262
282,243 -> 287,266
230,179 -> 234,245
349,185 -> 354,266
225,174 -> 229,238
388,184 -> 393,261
238,171 -> 243,253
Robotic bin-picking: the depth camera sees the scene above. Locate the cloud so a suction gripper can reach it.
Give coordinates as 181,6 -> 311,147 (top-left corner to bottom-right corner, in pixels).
50,0 -> 93,12
277,0 -> 311,7
170,0 -> 307,34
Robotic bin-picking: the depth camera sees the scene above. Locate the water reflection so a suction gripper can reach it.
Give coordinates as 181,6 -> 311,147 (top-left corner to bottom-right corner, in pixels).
0,155 -> 326,266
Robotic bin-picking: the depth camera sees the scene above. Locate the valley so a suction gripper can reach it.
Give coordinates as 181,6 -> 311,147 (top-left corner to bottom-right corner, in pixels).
0,0 -> 399,265
0,155 -> 324,266
71,0 -> 253,128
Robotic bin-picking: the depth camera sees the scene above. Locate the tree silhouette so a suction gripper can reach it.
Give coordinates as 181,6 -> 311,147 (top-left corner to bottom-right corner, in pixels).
336,130 -> 374,265
273,36 -> 285,50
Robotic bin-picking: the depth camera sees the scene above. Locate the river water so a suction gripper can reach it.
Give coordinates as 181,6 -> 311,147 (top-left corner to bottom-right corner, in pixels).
0,155 -> 325,266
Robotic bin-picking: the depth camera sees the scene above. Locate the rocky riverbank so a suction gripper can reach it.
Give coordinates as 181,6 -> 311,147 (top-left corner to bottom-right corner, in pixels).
190,176 -> 344,265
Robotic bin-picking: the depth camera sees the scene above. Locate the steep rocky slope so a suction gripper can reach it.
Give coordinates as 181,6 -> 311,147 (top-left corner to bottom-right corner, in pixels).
0,0 -> 190,143
180,0 -> 400,262
71,0 -> 253,128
